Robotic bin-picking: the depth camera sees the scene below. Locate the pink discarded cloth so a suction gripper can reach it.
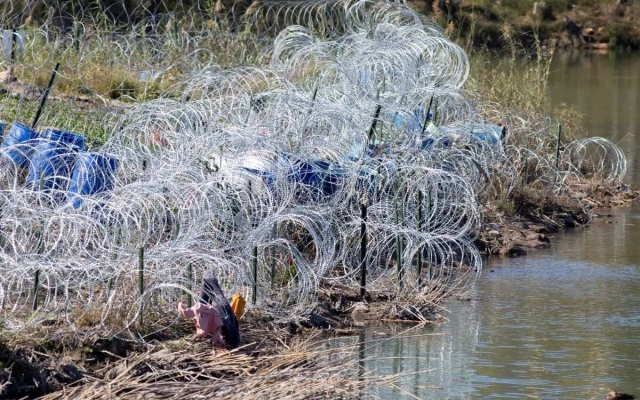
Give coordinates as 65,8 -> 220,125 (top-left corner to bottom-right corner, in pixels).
178,302 -> 225,346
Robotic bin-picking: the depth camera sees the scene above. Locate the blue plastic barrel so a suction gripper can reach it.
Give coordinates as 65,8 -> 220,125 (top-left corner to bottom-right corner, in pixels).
283,153 -> 342,198
0,122 -> 40,168
42,128 -> 86,151
471,125 -> 504,145
68,152 -> 119,208
27,140 -> 77,193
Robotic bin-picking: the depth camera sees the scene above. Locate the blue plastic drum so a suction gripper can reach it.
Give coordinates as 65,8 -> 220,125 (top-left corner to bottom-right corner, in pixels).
42,128 -> 86,151
0,122 -> 40,168
27,140 -> 77,193
280,153 -> 343,198
68,152 -> 119,208
471,124 -> 504,145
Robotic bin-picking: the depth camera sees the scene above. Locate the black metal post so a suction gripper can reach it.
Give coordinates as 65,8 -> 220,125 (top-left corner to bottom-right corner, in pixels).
32,223 -> 44,311
252,246 -> 258,304
421,96 -> 434,136
368,105 -> 382,143
138,247 -> 144,326
32,62 -> 60,129
360,203 -> 367,300
417,190 -> 423,288
554,123 -> 562,184
32,270 -> 40,311
306,86 -> 318,118
186,263 -> 193,308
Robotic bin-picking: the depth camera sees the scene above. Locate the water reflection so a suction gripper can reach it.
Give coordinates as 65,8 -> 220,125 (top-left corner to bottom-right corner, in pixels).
556,209 -> 640,267
343,206 -> 640,399
330,321 -> 481,399
548,52 -> 640,185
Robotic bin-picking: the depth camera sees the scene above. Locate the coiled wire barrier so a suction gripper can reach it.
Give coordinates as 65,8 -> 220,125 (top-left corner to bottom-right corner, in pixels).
0,0 -> 627,338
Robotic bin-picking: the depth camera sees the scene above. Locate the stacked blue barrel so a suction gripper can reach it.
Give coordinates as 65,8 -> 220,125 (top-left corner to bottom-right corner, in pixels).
0,122 -> 119,208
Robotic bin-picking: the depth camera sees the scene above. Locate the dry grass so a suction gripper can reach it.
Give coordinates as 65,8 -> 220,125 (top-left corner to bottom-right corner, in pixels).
1,14 -> 270,104
35,332 -> 395,400
1,311 -> 350,398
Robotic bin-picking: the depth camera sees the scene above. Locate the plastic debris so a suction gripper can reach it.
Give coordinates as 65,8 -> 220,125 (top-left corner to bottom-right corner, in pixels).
178,272 -> 240,349
0,122 -> 39,167
178,302 -> 226,346
230,292 -> 246,320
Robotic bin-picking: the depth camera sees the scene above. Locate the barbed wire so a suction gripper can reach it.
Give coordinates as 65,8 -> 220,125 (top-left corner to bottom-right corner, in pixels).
0,0 -> 628,339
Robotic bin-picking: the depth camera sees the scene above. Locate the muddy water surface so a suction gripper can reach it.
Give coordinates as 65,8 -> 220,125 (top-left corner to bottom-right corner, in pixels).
345,52 -> 640,399
548,51 -> 640,185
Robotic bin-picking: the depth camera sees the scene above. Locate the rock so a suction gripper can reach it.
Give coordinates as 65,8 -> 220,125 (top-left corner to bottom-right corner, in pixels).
486,223 -> 501,232
0,66 -> 17,84
76,85 -> 93,95
564,215 -> 578,228
505,244 -> 527,257
522,232 -> 549,243
287,321 -> 299,335
391,304 -> 439,321
149,348 -> 179,364
537,224 -> 559,234
392,304 -> 418,319
53,363 -> 83,383
333,294 -> 348,312
303,313 -> 331,329
351,302 -> 369,322
301,302 -> 344,329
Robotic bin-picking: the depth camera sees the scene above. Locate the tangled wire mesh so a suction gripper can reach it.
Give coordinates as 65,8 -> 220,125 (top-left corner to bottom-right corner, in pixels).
0,0 -> 627,339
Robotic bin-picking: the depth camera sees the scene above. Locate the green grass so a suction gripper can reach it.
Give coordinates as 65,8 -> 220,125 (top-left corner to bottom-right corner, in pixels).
1,14 -> 270,102
0,95 -> 114,147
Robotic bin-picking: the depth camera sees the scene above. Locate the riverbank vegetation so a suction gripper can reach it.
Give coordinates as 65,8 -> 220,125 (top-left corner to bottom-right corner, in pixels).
3,0 -> 640,52
2,318 -> 409,399
0,1 -> 637,398
413,0 -> 640,51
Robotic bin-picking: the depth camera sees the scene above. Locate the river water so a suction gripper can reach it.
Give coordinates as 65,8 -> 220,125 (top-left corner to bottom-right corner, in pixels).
350,52 -> 640,399
549,51 -> 640,185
